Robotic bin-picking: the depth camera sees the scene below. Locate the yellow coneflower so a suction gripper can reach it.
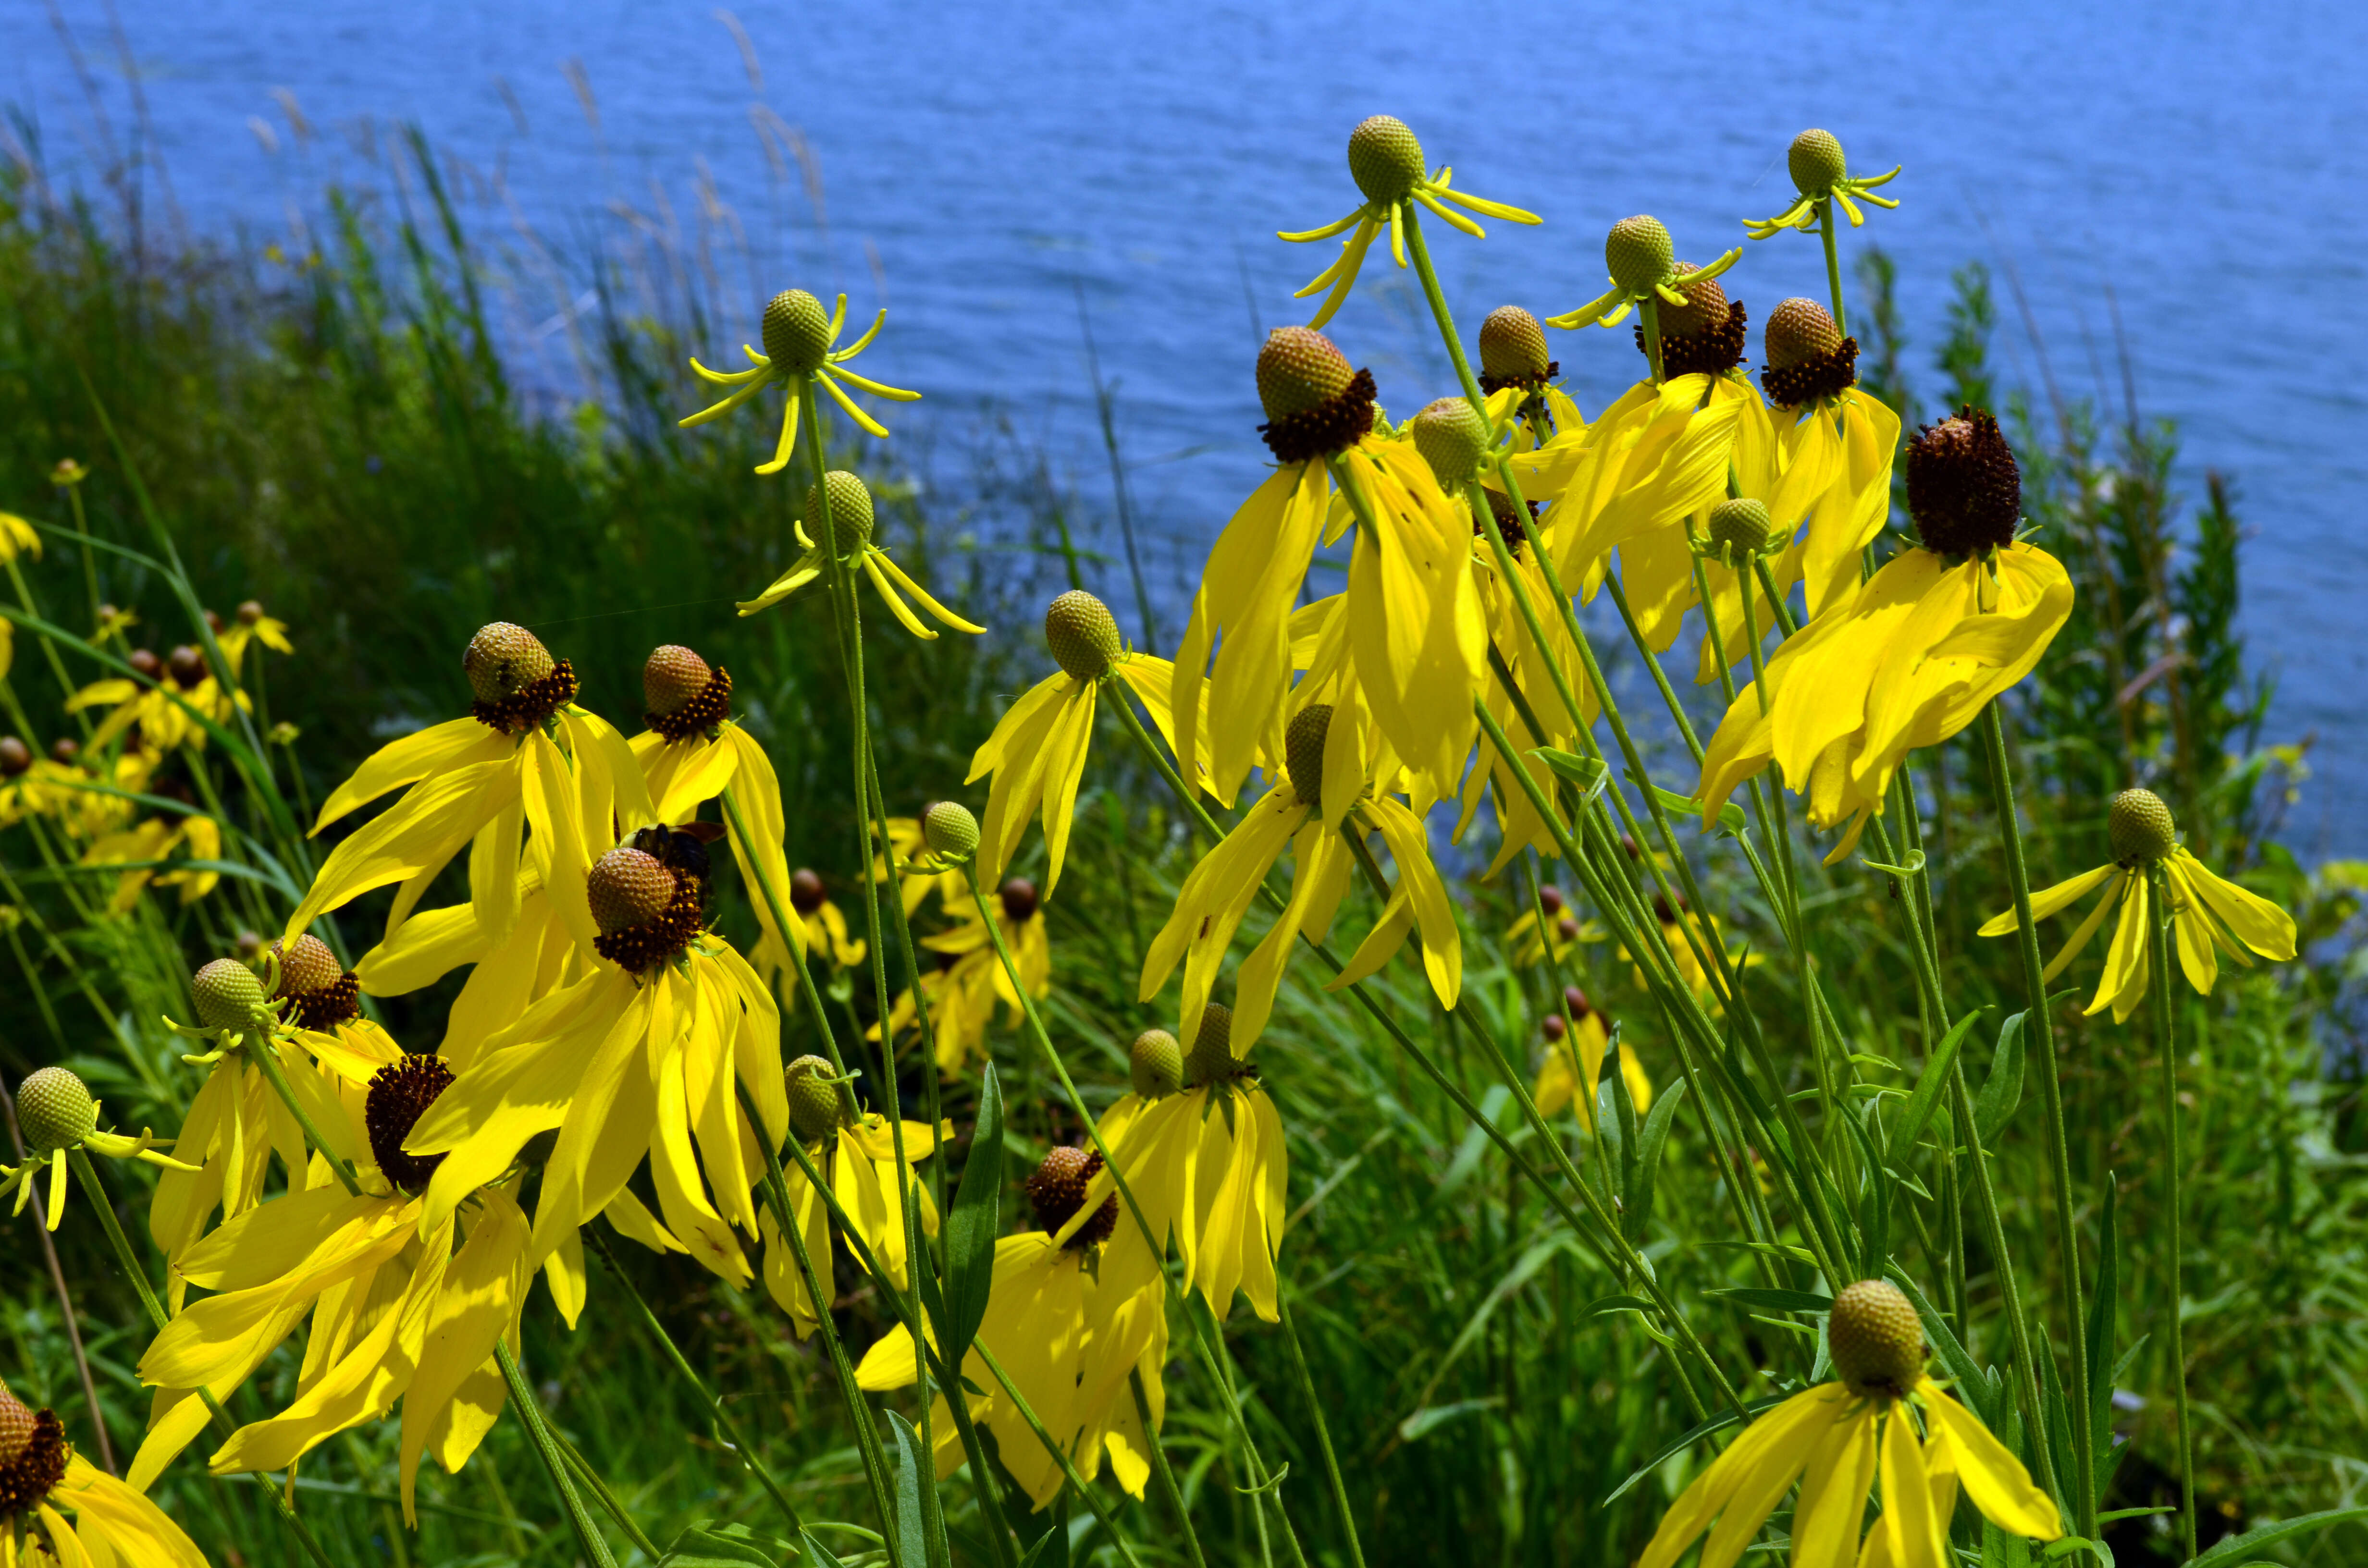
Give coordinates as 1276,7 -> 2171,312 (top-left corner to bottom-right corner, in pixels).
1473,306 -> 1586,452
1,1378 -> 207,1568
0,1066 -> 191,1233
1753,298 -> 1903,621
887,870 -> 1050,1077
858,1143 -> 1169,1508
754,1055 -> 941,1337
215,598 -> 294,671
133,1054 -> 541,1525
0,510 -> 40,562
1530,987 -> 1650,1130
970,590 -> 1201,894
1170,327 -> 1482,805
148,950 -> 395,1295
738,470 -> 982,640
679,287 -> 921,467
1069,1009 -> 1290,1323
1742,128 -> 1901,241
1142,703 -> 1461,1060
66,642 -> 249,756
283,622 -> 650,957
1979,787 -> 2297,1022
79,811 -> 223,911
1278,116 -> 1539,329
1698,407 -> 2074,860
403,833 -> 787,1318
1640,1280 -> 2058,1568
1506,884 -> 1583,968
629,642 -> 800,963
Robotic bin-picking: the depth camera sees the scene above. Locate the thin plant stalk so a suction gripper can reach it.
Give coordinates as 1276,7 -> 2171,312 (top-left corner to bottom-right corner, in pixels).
1977,699 -> 2096,1534
2147,863 -> 2197,1561
1131,1368 -> 1208,1568
492,1341 -> 623,1568
1276,1287 -> 1364,1568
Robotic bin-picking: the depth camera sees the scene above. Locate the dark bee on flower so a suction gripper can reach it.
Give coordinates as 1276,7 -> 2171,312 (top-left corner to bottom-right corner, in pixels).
628,821 -> 728,916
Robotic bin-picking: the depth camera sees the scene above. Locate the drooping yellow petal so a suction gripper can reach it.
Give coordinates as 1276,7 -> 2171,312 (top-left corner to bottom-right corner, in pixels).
399,1190 -> 527,1522
2085,872 -> 2153,1020
312,718 -> 508,834
1638,1384 -> 1847,1568
1790,1401 -> 1881,1566
1976,863 -> 2117,936
2171,847 -> 2296,961
1920,1383 -> 2063,1541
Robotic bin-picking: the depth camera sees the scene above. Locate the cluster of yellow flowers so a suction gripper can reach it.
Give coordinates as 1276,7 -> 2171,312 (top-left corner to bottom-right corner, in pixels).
0,109 -> 2311,1568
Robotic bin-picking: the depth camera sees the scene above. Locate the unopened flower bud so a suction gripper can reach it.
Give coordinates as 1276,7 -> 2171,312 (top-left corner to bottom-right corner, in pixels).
1410,397 -> 1490,490
999,877 -> 1040,923
0,737 -> 29,777
805,471 -> 876,554
923,801 -> 979,861
785,1054 -> 847,1144
192,956 -> 266,1030
1605,216 -> 1675,292
789,868 -> 827,916
1788,129 -> 1849,197
1130,1028 -> 1184,1100
1707,498 -> 1773,555
1183,1003 -> 1235,1088
237,600 -> 265,626
15,1066 -> 97,1153
1346,115 -> 1426,206
1826,1279 -> 1925,1395
2107,787 -> 2177,865
761,288 -> 834,375
1044,590 -> 1122,682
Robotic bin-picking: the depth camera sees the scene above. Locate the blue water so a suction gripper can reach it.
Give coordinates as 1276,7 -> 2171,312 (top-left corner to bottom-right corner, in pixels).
10,0 -> 2366,855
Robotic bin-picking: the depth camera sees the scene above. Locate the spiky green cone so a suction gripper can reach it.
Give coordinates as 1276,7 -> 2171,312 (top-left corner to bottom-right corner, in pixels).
1826,1279 -> 1925,1395
1346,115 -> 1425,206
15,1066 -> 96,1153
923,801 -> 980,861
785,1055 -> 848,1144
1605,216 -> 1675,292
1789,128 -> 1848,196
1183,1003 -> 1235,1088
1130,1029 -> 1184,1100
192,957 -> 266,1030
761,289 -> 833,374
805,471 -> 876,554
1045,590 -> 1122,681
2109,787 -> 2178,864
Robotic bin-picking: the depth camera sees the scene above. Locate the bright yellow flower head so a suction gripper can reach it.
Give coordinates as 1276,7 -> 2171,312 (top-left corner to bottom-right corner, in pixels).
0,1379 -> 208,1568
1744,127 -> 1902,240
1143,702 -> 1461,1058
1069,1008 -> 1290,1323
1531,994 -> 1650,1134
132,1053 -> 541,1525
756,1055 -> 942,1337
1172,329 -> 1483,806
858,1142 -> 1169,1509
738,469 -> 982,640
0,511 -> 41,563
1697,407 -> 2073,861
678,287 -> 921,469
1978,787 -> 2298,1021
1641,1280 -> 2059,1568
1474,306 -> 1586,451
284,621 -> 652,973
879,875 -> 1051,1077
400,824 -> 789,1319
1278,115 -> 1540,329
969,590 -> 1198,895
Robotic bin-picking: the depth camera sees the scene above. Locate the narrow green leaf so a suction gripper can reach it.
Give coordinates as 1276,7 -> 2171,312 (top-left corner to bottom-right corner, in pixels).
940,1065 -> 1004,1367
1627,772 -> 1748,835
1974,1009 -> 2029,1147
1579,1293 -> 1655,1318
1845,1107 -> 1890,1277
2188,1510 -> 2368,1568
1395,1396 -> 1503,1443
2086,1173 -> 2120,1490
1888,1008 -> 1984,1162
660,1522 -> 795,1567
1627,1080 -> 1688,1245
1529,747 -> 1607,797
1704,1287 -> 1834,1314
886,1410 -> 950,1568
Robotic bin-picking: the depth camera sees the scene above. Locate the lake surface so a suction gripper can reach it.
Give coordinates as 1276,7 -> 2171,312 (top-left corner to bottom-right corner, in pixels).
10,0 -> 2365,856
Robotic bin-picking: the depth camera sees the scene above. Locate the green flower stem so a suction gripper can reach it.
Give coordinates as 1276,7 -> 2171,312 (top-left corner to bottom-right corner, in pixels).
1466,696 -> 1848,1316
961,880 -> 1314,1568
2,1086 -> 110,1472
1276,1286 -> 1364,1568
1130,1369 -> 1208,1568
737,1098 -> 909,1564
859,739 -> 951,1227
1977,699 -> 2095,1535
1523,856 -> 1643,1249
67,1147 -> 342,1568
245,1036 -> 362,1198
1819,201 -> 1850,339
582,1225 -> 806,1535
1638,295 -> 1667,386
972,1342 -> 1147,1568
63,480 -> 102,632
556,1430 -> 660,1560
5,558 -> 86,716
795,383 -> 948,1545
2147,864 -> 2197,1562
719,784 -> 861,1122
493,1340 -> 622,1568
